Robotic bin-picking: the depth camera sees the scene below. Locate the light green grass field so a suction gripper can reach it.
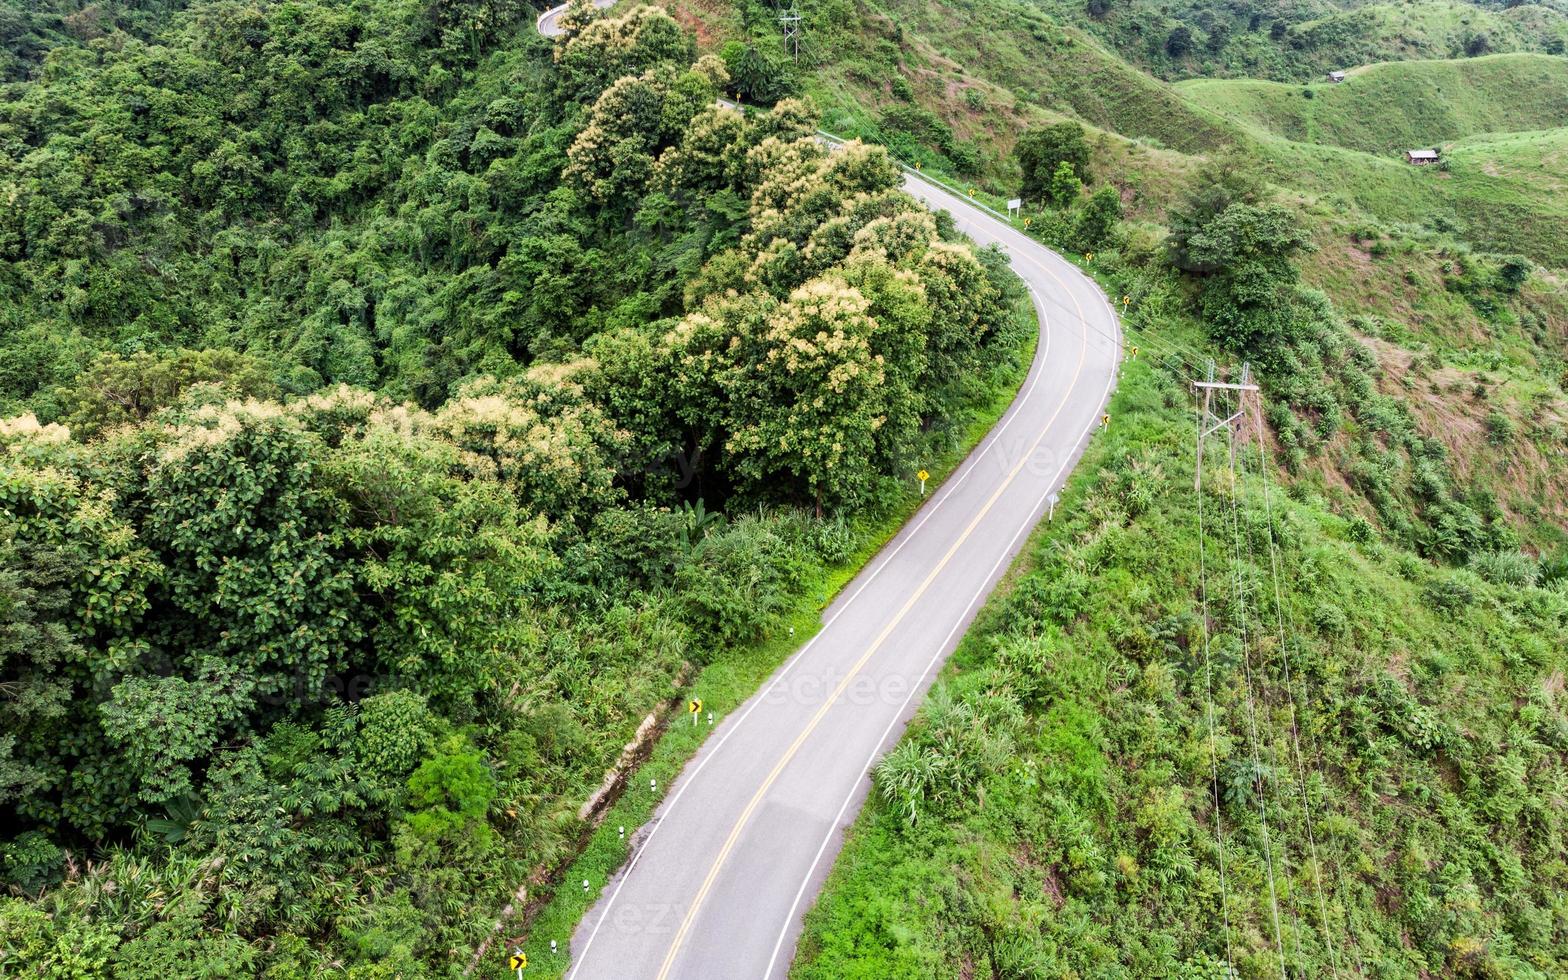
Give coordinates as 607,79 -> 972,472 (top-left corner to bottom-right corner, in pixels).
1178,53 -> 1568,155
1287,1 -> 1568,73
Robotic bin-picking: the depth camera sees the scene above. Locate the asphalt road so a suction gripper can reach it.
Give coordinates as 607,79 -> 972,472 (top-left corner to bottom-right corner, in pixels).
539,8 -> 1122,976
536,0 -> 613,35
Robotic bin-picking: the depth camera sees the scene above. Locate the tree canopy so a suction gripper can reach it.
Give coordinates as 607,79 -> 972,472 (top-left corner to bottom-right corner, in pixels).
0,1 -> 1025,971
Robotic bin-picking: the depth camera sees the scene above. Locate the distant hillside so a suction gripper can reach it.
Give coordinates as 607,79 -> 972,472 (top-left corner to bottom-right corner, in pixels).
666,0 -> 1238,176
1034,0 -> 1568,81
1286,1 -> 1568,75
829,0 -> 1237,153
1443,126 -> 1568,264
1179,53 -> 1568,155
1167,54 -> 1568,265
676,0 -> 1568,266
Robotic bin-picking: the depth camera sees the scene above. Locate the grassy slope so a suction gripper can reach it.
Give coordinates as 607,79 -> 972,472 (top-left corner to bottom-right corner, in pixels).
794,321 -> 1568,980
665,0 -> 1238,172
768,0 -> 1568,267
1177,53 -> 1568,155
1443,127 -> 1568,263
1248,132 -> 1568,267
1174,54 -> 1568,266
1288,1 -> 1568,75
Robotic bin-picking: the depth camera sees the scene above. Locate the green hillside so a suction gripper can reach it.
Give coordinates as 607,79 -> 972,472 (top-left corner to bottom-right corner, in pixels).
1029,0 -> 1568,82
1179,53 -> 1568,155
1286,1 -> 1568,76
5,0 -> 1568,976
1443,127 -> 1568,265
797,322 -> 1568,980
813,0 -> 1238,154
665,0 -> 1239,175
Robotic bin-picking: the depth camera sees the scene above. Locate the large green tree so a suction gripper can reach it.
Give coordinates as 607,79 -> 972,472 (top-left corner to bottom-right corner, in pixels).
1017,122 -> 1090,202
725,277 -> 889,515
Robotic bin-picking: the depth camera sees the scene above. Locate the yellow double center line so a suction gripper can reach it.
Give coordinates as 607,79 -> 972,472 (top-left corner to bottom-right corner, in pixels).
654,231 -> 1098,980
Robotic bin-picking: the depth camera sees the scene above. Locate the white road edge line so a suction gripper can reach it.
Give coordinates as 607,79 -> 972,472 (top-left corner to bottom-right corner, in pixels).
542,7 -> 1124,968
567,278 -> 1056,979
761,270 -> 1120,978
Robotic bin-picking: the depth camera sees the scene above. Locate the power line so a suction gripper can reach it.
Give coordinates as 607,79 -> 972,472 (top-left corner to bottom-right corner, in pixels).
777,4 -> 802,58
1194,393 -> 1236,972
1250,413 -> 1366,977
1250,410 -> 1336,973
1229,400 -> 1308,969
1196,365 -> 1288,978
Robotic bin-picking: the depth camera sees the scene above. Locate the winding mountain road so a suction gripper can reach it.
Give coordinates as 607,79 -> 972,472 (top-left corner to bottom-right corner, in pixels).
541,7 -> 1122,976
535,0 -> 614,35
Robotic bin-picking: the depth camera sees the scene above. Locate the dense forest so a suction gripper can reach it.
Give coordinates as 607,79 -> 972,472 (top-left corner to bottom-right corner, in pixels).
7,0 -> 1568,974
0,0 -> 1031,972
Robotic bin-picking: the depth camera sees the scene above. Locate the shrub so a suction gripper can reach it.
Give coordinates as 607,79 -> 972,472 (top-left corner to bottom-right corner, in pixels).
0,832 -> 63,894
1344,515 -> 1375,543
674,517 -> 799,653
810,514 -> 857,565
356,691 -> 438,794
1423,573 -> 1478,612
1467,550 -> 1538,588
1484,411 -> 1515,446
402,736 -> 498,854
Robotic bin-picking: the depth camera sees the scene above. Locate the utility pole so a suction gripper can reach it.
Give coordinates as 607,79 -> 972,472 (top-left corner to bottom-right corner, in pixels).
778,5 -> 803,58
1192,361 -> 1260,492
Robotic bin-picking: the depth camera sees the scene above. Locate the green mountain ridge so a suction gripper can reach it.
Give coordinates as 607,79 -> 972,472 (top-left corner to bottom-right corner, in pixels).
1178,52 -> 1568,155
3,0 -> 1568,976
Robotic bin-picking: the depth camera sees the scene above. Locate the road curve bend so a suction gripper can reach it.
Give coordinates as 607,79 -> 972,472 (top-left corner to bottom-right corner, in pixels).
541,9 -> 1121,976
536,0 -> 613,36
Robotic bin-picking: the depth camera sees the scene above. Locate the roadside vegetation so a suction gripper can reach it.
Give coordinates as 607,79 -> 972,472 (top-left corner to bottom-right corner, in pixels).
796,140 -> 1568,978
745,0 -> 1568,971
796,296 -> 1568,978
0,2 -> 1035,972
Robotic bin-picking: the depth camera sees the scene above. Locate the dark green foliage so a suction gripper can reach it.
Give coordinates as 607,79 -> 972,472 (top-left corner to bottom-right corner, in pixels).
1074,185 -> 1124,250
1017,121 -> 1091,201
1166,153 -> 1270,274
675,517 -> 800,653
0,832 -> 63,894
1187,201 -> 1313,352
719,37 -> 797,103
44,349 -> 279,441
0,1 -> 1031,970
355,691 -> 438,793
